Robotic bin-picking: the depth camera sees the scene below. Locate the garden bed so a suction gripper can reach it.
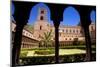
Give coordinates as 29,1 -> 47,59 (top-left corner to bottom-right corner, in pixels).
19,53 -> 96,66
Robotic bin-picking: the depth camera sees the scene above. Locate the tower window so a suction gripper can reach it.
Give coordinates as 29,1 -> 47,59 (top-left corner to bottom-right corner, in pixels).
40,16 -> 44,20
70,29 -> 71,33
41,10 -> 44,14
66,30 -> 68,33
65,38 -> 67,40
40,25 -> 42,30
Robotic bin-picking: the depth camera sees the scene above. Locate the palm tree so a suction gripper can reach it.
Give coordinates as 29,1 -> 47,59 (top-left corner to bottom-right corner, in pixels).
40,30 -> 53,48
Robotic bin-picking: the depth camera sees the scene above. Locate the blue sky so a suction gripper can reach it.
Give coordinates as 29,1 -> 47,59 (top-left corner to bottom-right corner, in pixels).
28,3 -> 51,25
12,3 -> 14,16
62,6 -> 80,26
12,3 -> 96,26
90,10 -> 96,22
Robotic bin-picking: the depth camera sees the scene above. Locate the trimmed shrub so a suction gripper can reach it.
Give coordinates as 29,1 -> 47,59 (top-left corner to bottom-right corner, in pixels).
19,53 -> 96,66
34,50 -> 55,55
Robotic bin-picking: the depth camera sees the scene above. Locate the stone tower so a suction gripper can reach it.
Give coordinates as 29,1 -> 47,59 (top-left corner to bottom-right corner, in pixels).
33,7 -> 50,40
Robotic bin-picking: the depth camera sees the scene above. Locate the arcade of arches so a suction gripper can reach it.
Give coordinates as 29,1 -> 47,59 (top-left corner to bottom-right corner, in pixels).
12,1 -> 96,66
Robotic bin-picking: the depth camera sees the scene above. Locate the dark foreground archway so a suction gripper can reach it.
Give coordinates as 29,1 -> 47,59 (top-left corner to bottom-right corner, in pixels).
12,1 -> 96,67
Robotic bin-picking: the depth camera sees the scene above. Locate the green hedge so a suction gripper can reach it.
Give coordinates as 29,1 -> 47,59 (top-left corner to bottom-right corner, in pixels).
21,45 -> 95,50
19,53 -> 96,66
34,50 -> 55,55
21,48 -> 55,51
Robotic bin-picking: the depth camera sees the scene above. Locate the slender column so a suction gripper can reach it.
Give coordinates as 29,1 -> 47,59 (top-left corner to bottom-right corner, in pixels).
54,21 -> 60,63
12,25 -> 24,66
81,15 -> 92,61
12,2 -> 33,66
84,27 -> 92,61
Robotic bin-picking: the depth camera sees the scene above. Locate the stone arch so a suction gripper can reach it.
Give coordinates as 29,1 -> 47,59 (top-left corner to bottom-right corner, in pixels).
73,6 -> 96,61
59,6 -> 81,46
12,1 -> 96,66
28,3 -> 51,25
27,3 -> 53,41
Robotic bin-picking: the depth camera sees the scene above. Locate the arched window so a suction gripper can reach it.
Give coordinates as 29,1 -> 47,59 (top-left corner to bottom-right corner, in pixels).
66,29 -> 68,33
41,10 -> 44,14
73,30 -> 75,33
76,30 -> 79,33
40,25 -> 42,30
70,29 -> 71,33
40,16 -> 44,20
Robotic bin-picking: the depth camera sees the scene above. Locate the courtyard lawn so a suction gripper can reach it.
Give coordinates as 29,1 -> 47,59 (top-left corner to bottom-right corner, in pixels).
20,45 -> 96,57
19,45 -> 96,65
20,49 -> 86,57
59,49 -> 85,55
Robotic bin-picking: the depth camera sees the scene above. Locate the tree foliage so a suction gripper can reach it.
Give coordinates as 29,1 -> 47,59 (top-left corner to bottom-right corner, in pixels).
40,30 -> 53,47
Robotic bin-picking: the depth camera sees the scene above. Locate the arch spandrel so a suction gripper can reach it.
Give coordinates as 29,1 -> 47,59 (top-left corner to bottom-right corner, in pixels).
13,1 -> 37,25
73,6 -> 96,28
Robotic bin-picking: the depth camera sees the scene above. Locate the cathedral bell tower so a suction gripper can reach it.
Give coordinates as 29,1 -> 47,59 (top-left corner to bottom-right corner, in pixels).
33,7 -> 50,40
37,8 -> 47,21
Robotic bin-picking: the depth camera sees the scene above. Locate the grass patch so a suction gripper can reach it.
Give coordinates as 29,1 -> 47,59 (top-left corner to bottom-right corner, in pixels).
20,51 -> 28,58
